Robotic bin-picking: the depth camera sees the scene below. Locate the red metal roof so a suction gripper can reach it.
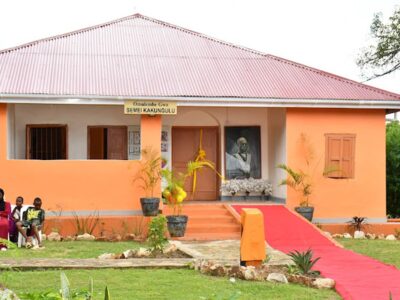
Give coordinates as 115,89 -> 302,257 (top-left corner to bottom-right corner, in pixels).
0,13 -> 399,101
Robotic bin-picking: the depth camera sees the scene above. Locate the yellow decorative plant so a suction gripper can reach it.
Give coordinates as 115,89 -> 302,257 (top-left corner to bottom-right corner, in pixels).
161,161 -> 219,215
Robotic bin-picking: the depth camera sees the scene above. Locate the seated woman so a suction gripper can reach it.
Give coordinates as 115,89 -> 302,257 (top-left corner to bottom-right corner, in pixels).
0,188 -> 11,249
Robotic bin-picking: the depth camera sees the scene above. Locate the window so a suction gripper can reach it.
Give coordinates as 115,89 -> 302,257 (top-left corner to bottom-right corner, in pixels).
325,134 -> 355,179
26,125 -> 67,160
88,126 -> 127,160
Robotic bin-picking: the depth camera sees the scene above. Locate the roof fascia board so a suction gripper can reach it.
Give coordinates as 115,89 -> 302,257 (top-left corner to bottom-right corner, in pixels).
1,94 -> 400,109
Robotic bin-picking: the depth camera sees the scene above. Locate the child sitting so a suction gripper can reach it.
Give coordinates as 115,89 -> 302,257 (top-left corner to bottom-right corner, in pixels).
16,197 -> 45,249
9,196 -> 23,243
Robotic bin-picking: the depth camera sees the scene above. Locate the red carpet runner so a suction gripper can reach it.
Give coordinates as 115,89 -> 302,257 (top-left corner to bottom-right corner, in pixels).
232,205 -> 400,300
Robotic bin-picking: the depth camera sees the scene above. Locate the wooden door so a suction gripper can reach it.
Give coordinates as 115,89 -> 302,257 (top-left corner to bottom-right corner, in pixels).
88,127 -> 105,159
172,127 -> 219,201
107,127 -> 127,160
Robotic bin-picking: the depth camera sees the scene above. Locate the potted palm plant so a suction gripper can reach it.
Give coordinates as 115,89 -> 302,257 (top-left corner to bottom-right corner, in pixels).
161,161 -> 209,237
277,134 -> 336,222
135,148 -> 162,216
277,164 -> 314,221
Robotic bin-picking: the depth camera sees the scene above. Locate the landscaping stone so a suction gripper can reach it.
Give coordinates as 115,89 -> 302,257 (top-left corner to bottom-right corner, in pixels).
323,231 -> 332,238
107,234 -> 122,242
125,234 -> 136,241
209,264 -> 226,277
243,266 -> 257,280
229,277 -> 236,283
227,265 -> 242,278
332,234 -> 343,238
163,243 -> 178,254
136,247 -> 151,257
386,234 -> 397,241
47,232 -> 62,242
41,234 -> 47,241
267,272 -> 288,284
287,274 -> 314,287
378,234 -> 386,240
98,253 -> 115,260
0,288 -> 20,299
312,278 -> 335,289
343,233 -> 352,239
354,231 -> 365,239
122,249 -> 136,259
76,233 -> 95,241
95,236 -> 108,242
365,233 -> 376,240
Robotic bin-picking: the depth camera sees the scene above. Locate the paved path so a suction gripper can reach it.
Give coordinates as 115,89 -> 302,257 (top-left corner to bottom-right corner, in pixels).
0,240 -> 291,270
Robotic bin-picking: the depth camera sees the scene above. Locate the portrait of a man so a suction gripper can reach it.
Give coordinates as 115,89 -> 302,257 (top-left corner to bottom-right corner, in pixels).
225,126 -> 261,179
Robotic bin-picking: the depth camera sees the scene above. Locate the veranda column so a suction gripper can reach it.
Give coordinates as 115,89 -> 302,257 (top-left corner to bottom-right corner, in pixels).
140,114 -> 162,198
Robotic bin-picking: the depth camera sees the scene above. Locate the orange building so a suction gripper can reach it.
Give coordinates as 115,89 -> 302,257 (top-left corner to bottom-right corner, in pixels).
0,14 -> 399,236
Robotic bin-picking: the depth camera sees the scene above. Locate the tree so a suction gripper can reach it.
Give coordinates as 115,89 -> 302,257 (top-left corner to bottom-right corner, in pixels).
357,8 -> 400,80
386,121 -> 400,217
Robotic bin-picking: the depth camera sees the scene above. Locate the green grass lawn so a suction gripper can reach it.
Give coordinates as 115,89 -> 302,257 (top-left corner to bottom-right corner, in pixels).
0,240 -> 143,259
1,269 -> 340,300
338,238 -> 400,268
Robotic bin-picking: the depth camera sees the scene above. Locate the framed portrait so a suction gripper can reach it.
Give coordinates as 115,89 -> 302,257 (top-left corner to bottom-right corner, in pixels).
225,126 -> 261,179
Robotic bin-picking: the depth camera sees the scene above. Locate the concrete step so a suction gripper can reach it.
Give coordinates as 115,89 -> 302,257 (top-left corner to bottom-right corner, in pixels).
172,232 -> 241,241
186,223 -> 241,234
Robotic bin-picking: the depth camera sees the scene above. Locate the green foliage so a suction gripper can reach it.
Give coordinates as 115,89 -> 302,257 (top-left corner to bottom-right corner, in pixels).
104,286 -> 110,300
0,238 -> 17,250
18,273 -> 112,300
147,215 -> 168,251
287,249 -> 321,276
357,8 -> 400,80
387,122 -> 400,217
72,211 -> 100,235
347,216 -> 367,232
134,148 -> 162,197
278,164 -> 312,207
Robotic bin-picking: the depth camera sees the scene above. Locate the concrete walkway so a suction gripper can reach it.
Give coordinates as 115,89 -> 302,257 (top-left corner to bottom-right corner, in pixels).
0,240 -> 291,270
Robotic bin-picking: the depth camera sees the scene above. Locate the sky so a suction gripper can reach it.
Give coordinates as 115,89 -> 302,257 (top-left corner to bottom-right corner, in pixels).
0,0 -> 399,94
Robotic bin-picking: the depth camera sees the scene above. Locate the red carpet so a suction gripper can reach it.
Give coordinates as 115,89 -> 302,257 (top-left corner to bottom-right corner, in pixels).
233,205 -> 400,300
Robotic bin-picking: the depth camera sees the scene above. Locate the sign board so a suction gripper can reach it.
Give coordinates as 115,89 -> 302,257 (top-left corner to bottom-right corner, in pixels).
124,100 -> 177,115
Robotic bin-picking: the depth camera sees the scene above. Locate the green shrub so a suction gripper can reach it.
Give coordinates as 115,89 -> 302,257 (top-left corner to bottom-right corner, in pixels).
147,215 -> 168,251
387,121 -> 400,217
288,249 -> 320,276
72,211 -> 100,235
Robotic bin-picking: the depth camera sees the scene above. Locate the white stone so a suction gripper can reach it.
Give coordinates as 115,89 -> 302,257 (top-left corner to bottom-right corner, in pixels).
229,277 -> 236,283
354,231 -> 365,239
267,273 -> 288,284
98,253 -> 115,259
0,288 -> 20,299
76,233 -> 96,241
47,232 -> 62,241
323,231 -> 332,238
343,233 -> 352,239
312,278 -> 335,289
136,247 -> 151,257
366,233 -> 376,240
243,266 -> 256,280
378,234 -> 386,240
332,234 -> 343,238
386,234 -> 397,241
122,249 -> 135,259
41,234 -> 47,241
163,244 -> 177,254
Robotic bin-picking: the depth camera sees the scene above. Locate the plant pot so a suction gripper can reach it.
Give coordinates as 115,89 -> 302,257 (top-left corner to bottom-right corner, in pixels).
140,197 -> 160,216
166,215 -> 188,237
295,206 -> 314,222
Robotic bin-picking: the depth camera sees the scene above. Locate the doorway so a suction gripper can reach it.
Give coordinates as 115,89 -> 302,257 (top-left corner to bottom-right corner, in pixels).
172,127 -> 219,201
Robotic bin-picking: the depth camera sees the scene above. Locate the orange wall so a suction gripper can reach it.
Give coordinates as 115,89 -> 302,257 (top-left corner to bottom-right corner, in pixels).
286,108 -> 386,219
0,104 -> 162,212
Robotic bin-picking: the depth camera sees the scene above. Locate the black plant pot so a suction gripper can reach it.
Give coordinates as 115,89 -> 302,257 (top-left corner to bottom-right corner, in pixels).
295,206 -> 314,222
166,215 -> 188,237
140,197 -> 160,216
